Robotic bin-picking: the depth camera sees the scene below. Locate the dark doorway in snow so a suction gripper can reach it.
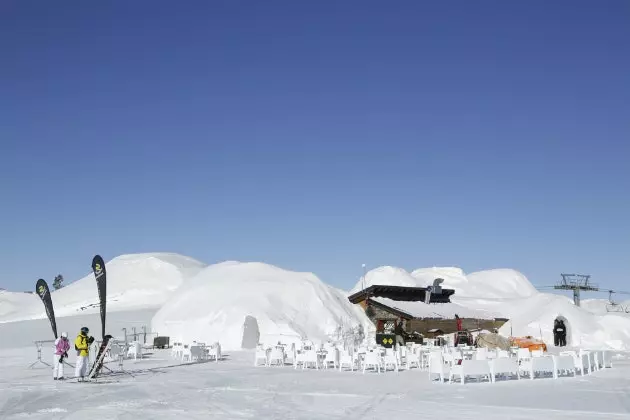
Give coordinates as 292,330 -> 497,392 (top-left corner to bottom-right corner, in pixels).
241,315 -> 260,349
555,315 -> 571,346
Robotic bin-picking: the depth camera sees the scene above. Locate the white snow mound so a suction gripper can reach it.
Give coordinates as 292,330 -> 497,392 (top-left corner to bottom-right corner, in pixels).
152,261 -> 373,351
0,290 -> 39,320
580,299 -> 630,316
492,293 -> 630,350
411,267 -> 538,299
351,266 -> 538,300
349,266 -> 417,294
0,253 -> 207,323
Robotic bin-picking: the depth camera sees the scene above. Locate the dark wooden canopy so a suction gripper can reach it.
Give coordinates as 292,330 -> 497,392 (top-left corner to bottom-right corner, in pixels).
347,284 -> 455,304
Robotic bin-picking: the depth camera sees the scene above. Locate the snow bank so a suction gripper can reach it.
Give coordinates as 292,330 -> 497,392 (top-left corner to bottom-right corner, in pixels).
580,298 -> 630,316
349,266 -> 417,294
411,267 -> 538,299
351,266 -> 538,300
152,262 -> 373,351
0,291 -> 38,320
0,253 -> 206,323
371,297 -> 499,320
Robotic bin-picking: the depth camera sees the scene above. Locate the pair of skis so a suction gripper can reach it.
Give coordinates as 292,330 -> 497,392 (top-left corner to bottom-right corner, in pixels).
36,254 -> 110,380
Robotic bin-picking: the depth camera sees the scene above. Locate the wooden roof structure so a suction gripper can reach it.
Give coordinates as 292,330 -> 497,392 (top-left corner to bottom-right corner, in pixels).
347,284 -> 455,305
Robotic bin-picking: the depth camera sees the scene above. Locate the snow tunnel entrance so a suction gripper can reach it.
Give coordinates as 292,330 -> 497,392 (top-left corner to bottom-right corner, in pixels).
554,315 -> 571,346
241,315 -> 260,349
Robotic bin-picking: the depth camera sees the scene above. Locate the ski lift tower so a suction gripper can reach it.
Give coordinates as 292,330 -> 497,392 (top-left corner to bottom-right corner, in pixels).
554,273 -> 598,307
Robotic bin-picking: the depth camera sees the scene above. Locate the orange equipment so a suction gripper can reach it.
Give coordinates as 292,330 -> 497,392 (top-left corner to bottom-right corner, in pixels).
511,336 -> 548,352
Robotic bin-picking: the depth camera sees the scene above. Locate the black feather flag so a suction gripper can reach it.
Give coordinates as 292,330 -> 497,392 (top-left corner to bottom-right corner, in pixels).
35,279 -> 58,339
91,255 -> 107,340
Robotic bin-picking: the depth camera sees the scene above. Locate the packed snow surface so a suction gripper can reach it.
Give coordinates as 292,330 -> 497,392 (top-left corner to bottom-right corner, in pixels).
0,253 -> 206,323
1,344 -> 630,419
152,261 -> 373,351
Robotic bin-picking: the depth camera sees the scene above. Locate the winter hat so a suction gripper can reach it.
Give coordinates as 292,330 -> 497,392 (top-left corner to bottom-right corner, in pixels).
61,332 -> 68,338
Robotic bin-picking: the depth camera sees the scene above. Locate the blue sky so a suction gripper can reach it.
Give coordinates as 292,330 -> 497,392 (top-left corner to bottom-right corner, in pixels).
1,1 -> 628,295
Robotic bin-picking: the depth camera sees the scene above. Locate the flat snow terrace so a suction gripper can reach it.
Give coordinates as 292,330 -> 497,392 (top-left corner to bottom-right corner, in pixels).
1,349 -> 630,419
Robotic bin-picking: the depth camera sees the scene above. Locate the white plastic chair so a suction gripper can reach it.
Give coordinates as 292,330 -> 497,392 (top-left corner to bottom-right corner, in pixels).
383,349 -> 398,372
596,350 -> 604,370
190,345 -> 206,362
208,342 -> 221,362
560,351 -> 585,376
553,355 -> 576,377
339,349 -> 355,371
579,350 -> 592,374
530,356 -> 557,379
283,343 -> 296,366
517,348 -> 531,362
428,352 -> 446,382
181,344 -> 192,362
602,350 -> 613,368
450,359 -> 493,384
301,349 -> 319,370
268,346 -> 285,366
397,345 -> 407,366
490,358 -> 520,381
406,351 -> 421,370
363,351 -> 381,374
170,342 -> 183,359
127,342 -> 142,360
475,348 -> 488,361
323,347 -> 339,369
254,345 -> 269,367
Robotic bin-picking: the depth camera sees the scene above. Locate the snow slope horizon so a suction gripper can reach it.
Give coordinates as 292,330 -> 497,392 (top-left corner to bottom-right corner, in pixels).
152,261 -> 374,351
4,251 -> 630,351
0,252 -> 206,323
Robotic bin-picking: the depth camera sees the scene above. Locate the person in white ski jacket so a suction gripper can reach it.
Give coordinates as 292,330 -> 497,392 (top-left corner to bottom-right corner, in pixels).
53,332 -> 70,380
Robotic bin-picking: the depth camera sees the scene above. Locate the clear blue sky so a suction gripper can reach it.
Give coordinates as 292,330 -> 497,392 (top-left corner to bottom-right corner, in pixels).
1,1 -> 628,295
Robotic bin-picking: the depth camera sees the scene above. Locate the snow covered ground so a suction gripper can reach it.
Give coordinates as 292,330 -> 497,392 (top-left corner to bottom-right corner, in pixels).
1,348 -> 630,419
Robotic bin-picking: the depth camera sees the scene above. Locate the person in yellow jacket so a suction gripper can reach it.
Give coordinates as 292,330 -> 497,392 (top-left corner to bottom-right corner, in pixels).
74,327 -> 94,381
